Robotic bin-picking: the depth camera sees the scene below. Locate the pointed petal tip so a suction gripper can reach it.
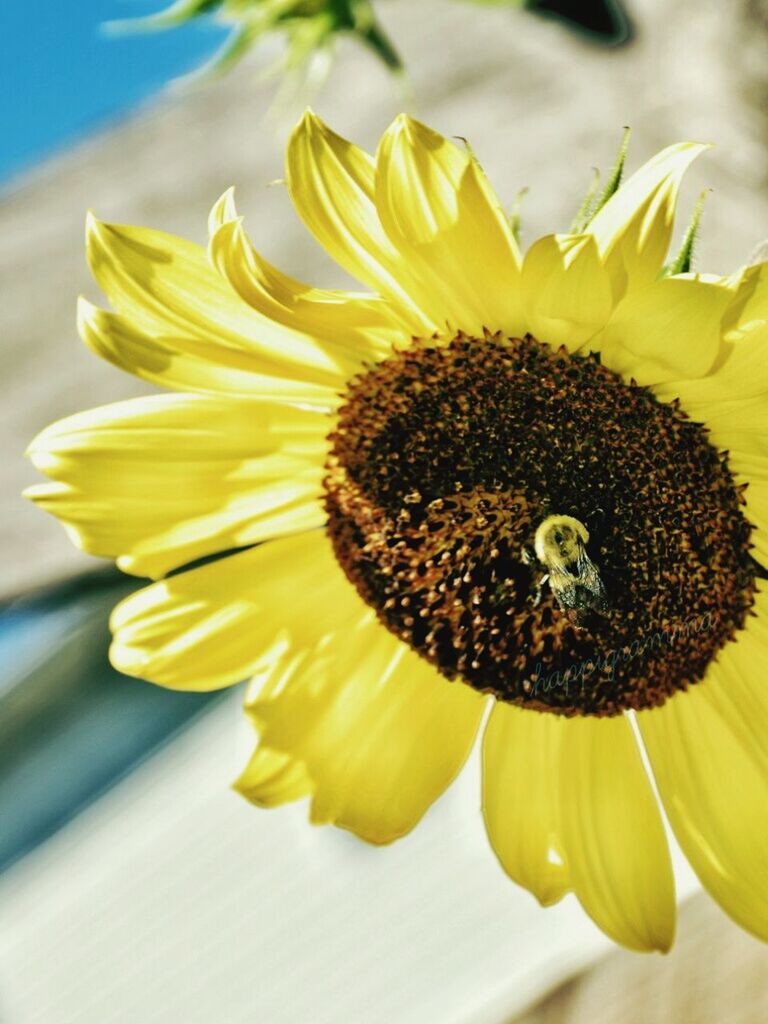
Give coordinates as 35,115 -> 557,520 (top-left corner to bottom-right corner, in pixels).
655,140 -> 712,159
534,887 -> 568,909
84,213 -> 122,267
230,774 -> 295,810
84,210 -> 104,248
666,140 -> 713,171
108,638 -> 141,678
307,808 -> 406,847
207,187 -> 240,235
387,111 -> 432,145
208,213 -> 244,251
24,428 -> 53,460
635,925 -> 675,955
219,184 -> 238,212
76,295 -> 100,332
582,911 -> 675,955
294,107 -> 324,137
230,773 -> 257,804
85,209 -> 119,245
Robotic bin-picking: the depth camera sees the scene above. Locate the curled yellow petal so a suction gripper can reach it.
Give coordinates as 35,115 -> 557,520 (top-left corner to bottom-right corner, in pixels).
109,531 -> 361,691
286,110 -> 432,332
208,188 -> 405,355
588,142 -> 710,300
25,393 -> 327,578
375,114 -> 524,335
86,214 -> 362,388
234,735 -> 313,809
77,297 -> 340,406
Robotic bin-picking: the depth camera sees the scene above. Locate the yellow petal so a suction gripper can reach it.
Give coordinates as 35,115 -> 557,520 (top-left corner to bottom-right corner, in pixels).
521,233 -> 613,350
639,662 -> 768,942
86,214 -> 363,388
108,531 -> 362,691
697,583 -> 768,777
234,736 -> 313,808
652,329 -> 768,563
671,393 -> 768,446
208,186 -> 239,234
559,714 -> 676,952
208,189 -> 405,355
375,115 -> 524,335
285,111 -> 433,333
482,702 -> 570,906
25,394 -> 327,578
727,451 -> 768,481
653,343 -> 768,413
594,276 -> 733,385
588,142 -> 710,300
77,298 -> 339,406
649,319 -> 768,567
740,476 -> 768,568
722,260 -> 768,344
241,611 -> 485,844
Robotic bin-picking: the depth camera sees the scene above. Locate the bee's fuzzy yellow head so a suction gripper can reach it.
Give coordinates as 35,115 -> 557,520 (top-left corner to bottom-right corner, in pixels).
534,514 -> 590,568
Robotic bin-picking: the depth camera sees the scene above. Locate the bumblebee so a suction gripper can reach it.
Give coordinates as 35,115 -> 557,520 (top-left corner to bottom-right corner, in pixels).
523,514 -> 609,625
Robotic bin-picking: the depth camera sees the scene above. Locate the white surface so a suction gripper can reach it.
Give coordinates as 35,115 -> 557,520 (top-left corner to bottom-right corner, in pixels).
0,695 -> 699,1024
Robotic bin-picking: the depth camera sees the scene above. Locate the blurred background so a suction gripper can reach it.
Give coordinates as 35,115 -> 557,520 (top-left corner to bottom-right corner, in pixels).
2,1 -> 768,1021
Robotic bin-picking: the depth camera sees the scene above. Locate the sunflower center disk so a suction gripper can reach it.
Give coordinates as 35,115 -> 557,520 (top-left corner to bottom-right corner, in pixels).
324,334 -> 756,716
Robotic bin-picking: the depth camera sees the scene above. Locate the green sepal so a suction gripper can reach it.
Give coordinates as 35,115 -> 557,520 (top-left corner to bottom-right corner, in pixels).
348,0 -> 402,70
571,128 -> 630,232
103,0 -> 223,35
106,0 -> 402,81
570,167 -> 601,234
663,189 -> 709,277
508,187 -> 529,247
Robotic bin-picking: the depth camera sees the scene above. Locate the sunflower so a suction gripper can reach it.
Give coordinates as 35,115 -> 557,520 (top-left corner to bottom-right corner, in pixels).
26,113 -> 768,953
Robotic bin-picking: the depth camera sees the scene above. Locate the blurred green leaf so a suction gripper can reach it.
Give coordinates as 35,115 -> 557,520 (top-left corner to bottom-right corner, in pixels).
523,0 -> 631,45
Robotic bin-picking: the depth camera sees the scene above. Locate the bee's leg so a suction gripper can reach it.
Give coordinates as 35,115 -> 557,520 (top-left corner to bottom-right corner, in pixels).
521,544 -> 537,567
586,507 -> 607,537
532,573 -> 549,607
522,545 -> 548,606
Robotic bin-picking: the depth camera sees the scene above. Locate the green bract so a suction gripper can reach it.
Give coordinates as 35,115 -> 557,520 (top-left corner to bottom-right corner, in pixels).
106,0 -> 630,89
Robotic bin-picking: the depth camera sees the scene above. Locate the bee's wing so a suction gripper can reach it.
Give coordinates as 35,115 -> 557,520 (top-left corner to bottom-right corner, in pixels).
548,563 -> 581,607
576,548 -> 609,609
